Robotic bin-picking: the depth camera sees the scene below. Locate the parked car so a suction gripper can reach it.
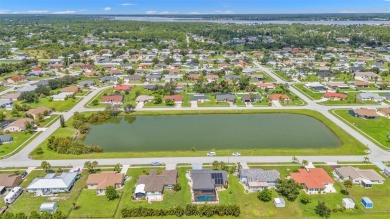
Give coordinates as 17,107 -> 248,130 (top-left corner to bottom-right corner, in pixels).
151,161 -> 162,166
232,152 -> 241,156
207,152 -> 216,156
21,171 -> 28,178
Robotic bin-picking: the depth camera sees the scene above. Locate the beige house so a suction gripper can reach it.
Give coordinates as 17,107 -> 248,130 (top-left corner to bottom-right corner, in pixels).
26,106 -> 52,119
3,118 -> 34,132
87,172 -> 124,195
334,166 -> 385,186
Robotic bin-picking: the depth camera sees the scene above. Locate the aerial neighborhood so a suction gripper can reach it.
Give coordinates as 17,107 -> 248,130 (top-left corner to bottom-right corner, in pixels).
0,10 -> 390,219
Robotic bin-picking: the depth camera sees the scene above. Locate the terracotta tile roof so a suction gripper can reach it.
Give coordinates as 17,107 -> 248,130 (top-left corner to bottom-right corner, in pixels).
257,83 -> 275,88
10,75 -> 26,82
353,108 -> 379,117
164,95 -> 183,102
290,168 -> 334,189
324,92 -> 348,99
87,172 -> 124,189
114,85 -> 131,91
61,85 -> 79,93
101,95 -> 124,103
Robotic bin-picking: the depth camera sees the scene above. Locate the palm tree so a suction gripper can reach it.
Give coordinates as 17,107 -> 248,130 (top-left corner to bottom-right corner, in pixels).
24,121 -> 35,134
302,160 -> 309,167
343,180 -> 353,193
363,156 -> 370,163
41,161 -> 51,172
292,156 -> 298,163
212,161 -> 220,170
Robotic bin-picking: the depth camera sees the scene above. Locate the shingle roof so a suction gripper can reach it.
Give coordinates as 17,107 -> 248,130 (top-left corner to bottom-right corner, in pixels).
190,170 -> 228,190
87,172 -> 124,189
136,170 -> 177,192
0,174 -> 22,187
239,169 -> 280,183
335,166 -> 384,182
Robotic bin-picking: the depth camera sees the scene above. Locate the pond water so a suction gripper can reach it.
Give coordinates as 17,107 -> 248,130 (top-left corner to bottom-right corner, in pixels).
82,114 -> 342,152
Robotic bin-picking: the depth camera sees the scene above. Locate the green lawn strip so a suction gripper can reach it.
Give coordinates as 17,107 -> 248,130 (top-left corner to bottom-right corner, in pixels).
37,115 -> 59,127
273,71 -> 292,81
319,92 -> 378,106
7,170 -> 87,216
27,97 -> 81,112
31,109 -> 366,160
293,84 -> 324,100
0,132 -> 36,158
331,109 -> 390,150
115,168 -> 191,218
69,190 -> 120,218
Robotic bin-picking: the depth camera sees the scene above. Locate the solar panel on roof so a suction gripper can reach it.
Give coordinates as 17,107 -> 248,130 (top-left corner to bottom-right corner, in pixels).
211,173 -> 223,185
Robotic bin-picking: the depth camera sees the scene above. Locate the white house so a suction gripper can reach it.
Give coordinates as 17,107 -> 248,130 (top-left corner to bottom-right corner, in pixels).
27,172 -> 78,195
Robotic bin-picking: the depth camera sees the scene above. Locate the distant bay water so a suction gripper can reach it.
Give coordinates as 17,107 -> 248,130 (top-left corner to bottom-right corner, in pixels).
112,16 -> 390,25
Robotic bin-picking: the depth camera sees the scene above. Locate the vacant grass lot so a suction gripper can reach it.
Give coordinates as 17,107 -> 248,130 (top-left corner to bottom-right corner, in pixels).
28,97 -> 81,112
293,84 -> 324,100
0,132 -> 36,157
332,109 -> 390,149
69,190 -> 121,218
31,109 -> 367,160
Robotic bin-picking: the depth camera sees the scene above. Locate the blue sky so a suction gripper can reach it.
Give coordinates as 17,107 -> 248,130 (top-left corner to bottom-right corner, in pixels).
0,0 -> 389,14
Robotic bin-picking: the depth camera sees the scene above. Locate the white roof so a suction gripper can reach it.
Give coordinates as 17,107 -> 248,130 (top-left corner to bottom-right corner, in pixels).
343,198 -> 355,204
40,202 -> 57,208
274,198 -> 285,204
27,172 -> 77,190
135,184 -> 145,194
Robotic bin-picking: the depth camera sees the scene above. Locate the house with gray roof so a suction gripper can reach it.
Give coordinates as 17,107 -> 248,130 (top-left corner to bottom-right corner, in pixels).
356,92 -> 384,102
31,80 -> 50,87
239,169 -> 280,191
190,170 -> 228,202
78,81 -> 95,87
134,170 -> 177,201
190,95 -> 210,102
16,85 -> 37,93
216,94 -> 235,103
0,134 -> 13,144
145,74 -> 161,82
27,172 -> 78,195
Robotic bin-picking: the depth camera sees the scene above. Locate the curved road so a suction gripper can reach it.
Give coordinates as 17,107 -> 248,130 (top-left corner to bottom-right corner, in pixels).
0,64 -> 389,167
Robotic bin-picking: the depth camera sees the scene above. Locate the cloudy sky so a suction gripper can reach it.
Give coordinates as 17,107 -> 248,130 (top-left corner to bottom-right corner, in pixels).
0,0 -> 389,14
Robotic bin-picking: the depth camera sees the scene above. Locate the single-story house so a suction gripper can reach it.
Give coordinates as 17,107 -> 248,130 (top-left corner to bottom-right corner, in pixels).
52,92 -> 74,101
190,170 -> 228,202
250,74 -> 264,81
239,169 -> 280,191
355,72 -> 380,81
378,108 -> 390,119
27,172 -> 78,195
124,75 -> 142,83
100,76 -> 117,83
7,75 -> 26,84
351,81 -> 370,88
257,83 -> 276,89
0,92 -> 20,101
190,95 -> 210,103
136,95 -> 154,103
356,92 -> 384,102
16,85 -> 37,93
163,95 -> 183,104
241,94 -> 262,103
114,85 -> 131,92
350,108 -> 380,119
268,94 -> 290,103
290,168 -> 335,194
323,92 -> 348,100
26,106 -> 52,119
3,118 -> 34,132
334,166 -> 385,185
305,82 -> 327,92
101,95 -> 124,105
327,82 -> 349,90
135,170 -> 177,201
78,81 -> 95,87
164,74 -> 182,82
87,172 -> 124,195
206,75 -> 219,83
0,134 -> 13,144
0,174 -> 22,191
145,74 -> 161,82
61,85 -> 79,94
216,94 -> 235,103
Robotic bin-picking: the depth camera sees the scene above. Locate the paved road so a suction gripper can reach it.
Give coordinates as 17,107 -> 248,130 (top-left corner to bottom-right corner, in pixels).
1,65 -> 389,168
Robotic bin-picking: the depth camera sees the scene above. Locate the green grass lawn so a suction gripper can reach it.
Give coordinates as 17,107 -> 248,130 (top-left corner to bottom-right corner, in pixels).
293,84 -> 324,100
27,97 -> 81,112
7,170 -> 87,216
69,190 -> 121,218
0,132 -> 36,158
332,109 -> 390,149
31,109 -> 367,160
36,115 -> 59,127
198,95 -> 230,107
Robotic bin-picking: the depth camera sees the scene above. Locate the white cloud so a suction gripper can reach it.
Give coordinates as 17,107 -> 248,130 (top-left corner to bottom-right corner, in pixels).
384,0 -> 390,2
159,11 -> 177,14
145,10 -> 157,14
52,10 -> 76,14
0,10 -> 10,14
120,3 -> 137,6
27,10 -> 49,13
104,7 -> 112,11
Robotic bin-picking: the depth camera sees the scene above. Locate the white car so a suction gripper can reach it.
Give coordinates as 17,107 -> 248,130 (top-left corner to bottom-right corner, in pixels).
207,152 -> 216,156
232,152 -> 241,156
